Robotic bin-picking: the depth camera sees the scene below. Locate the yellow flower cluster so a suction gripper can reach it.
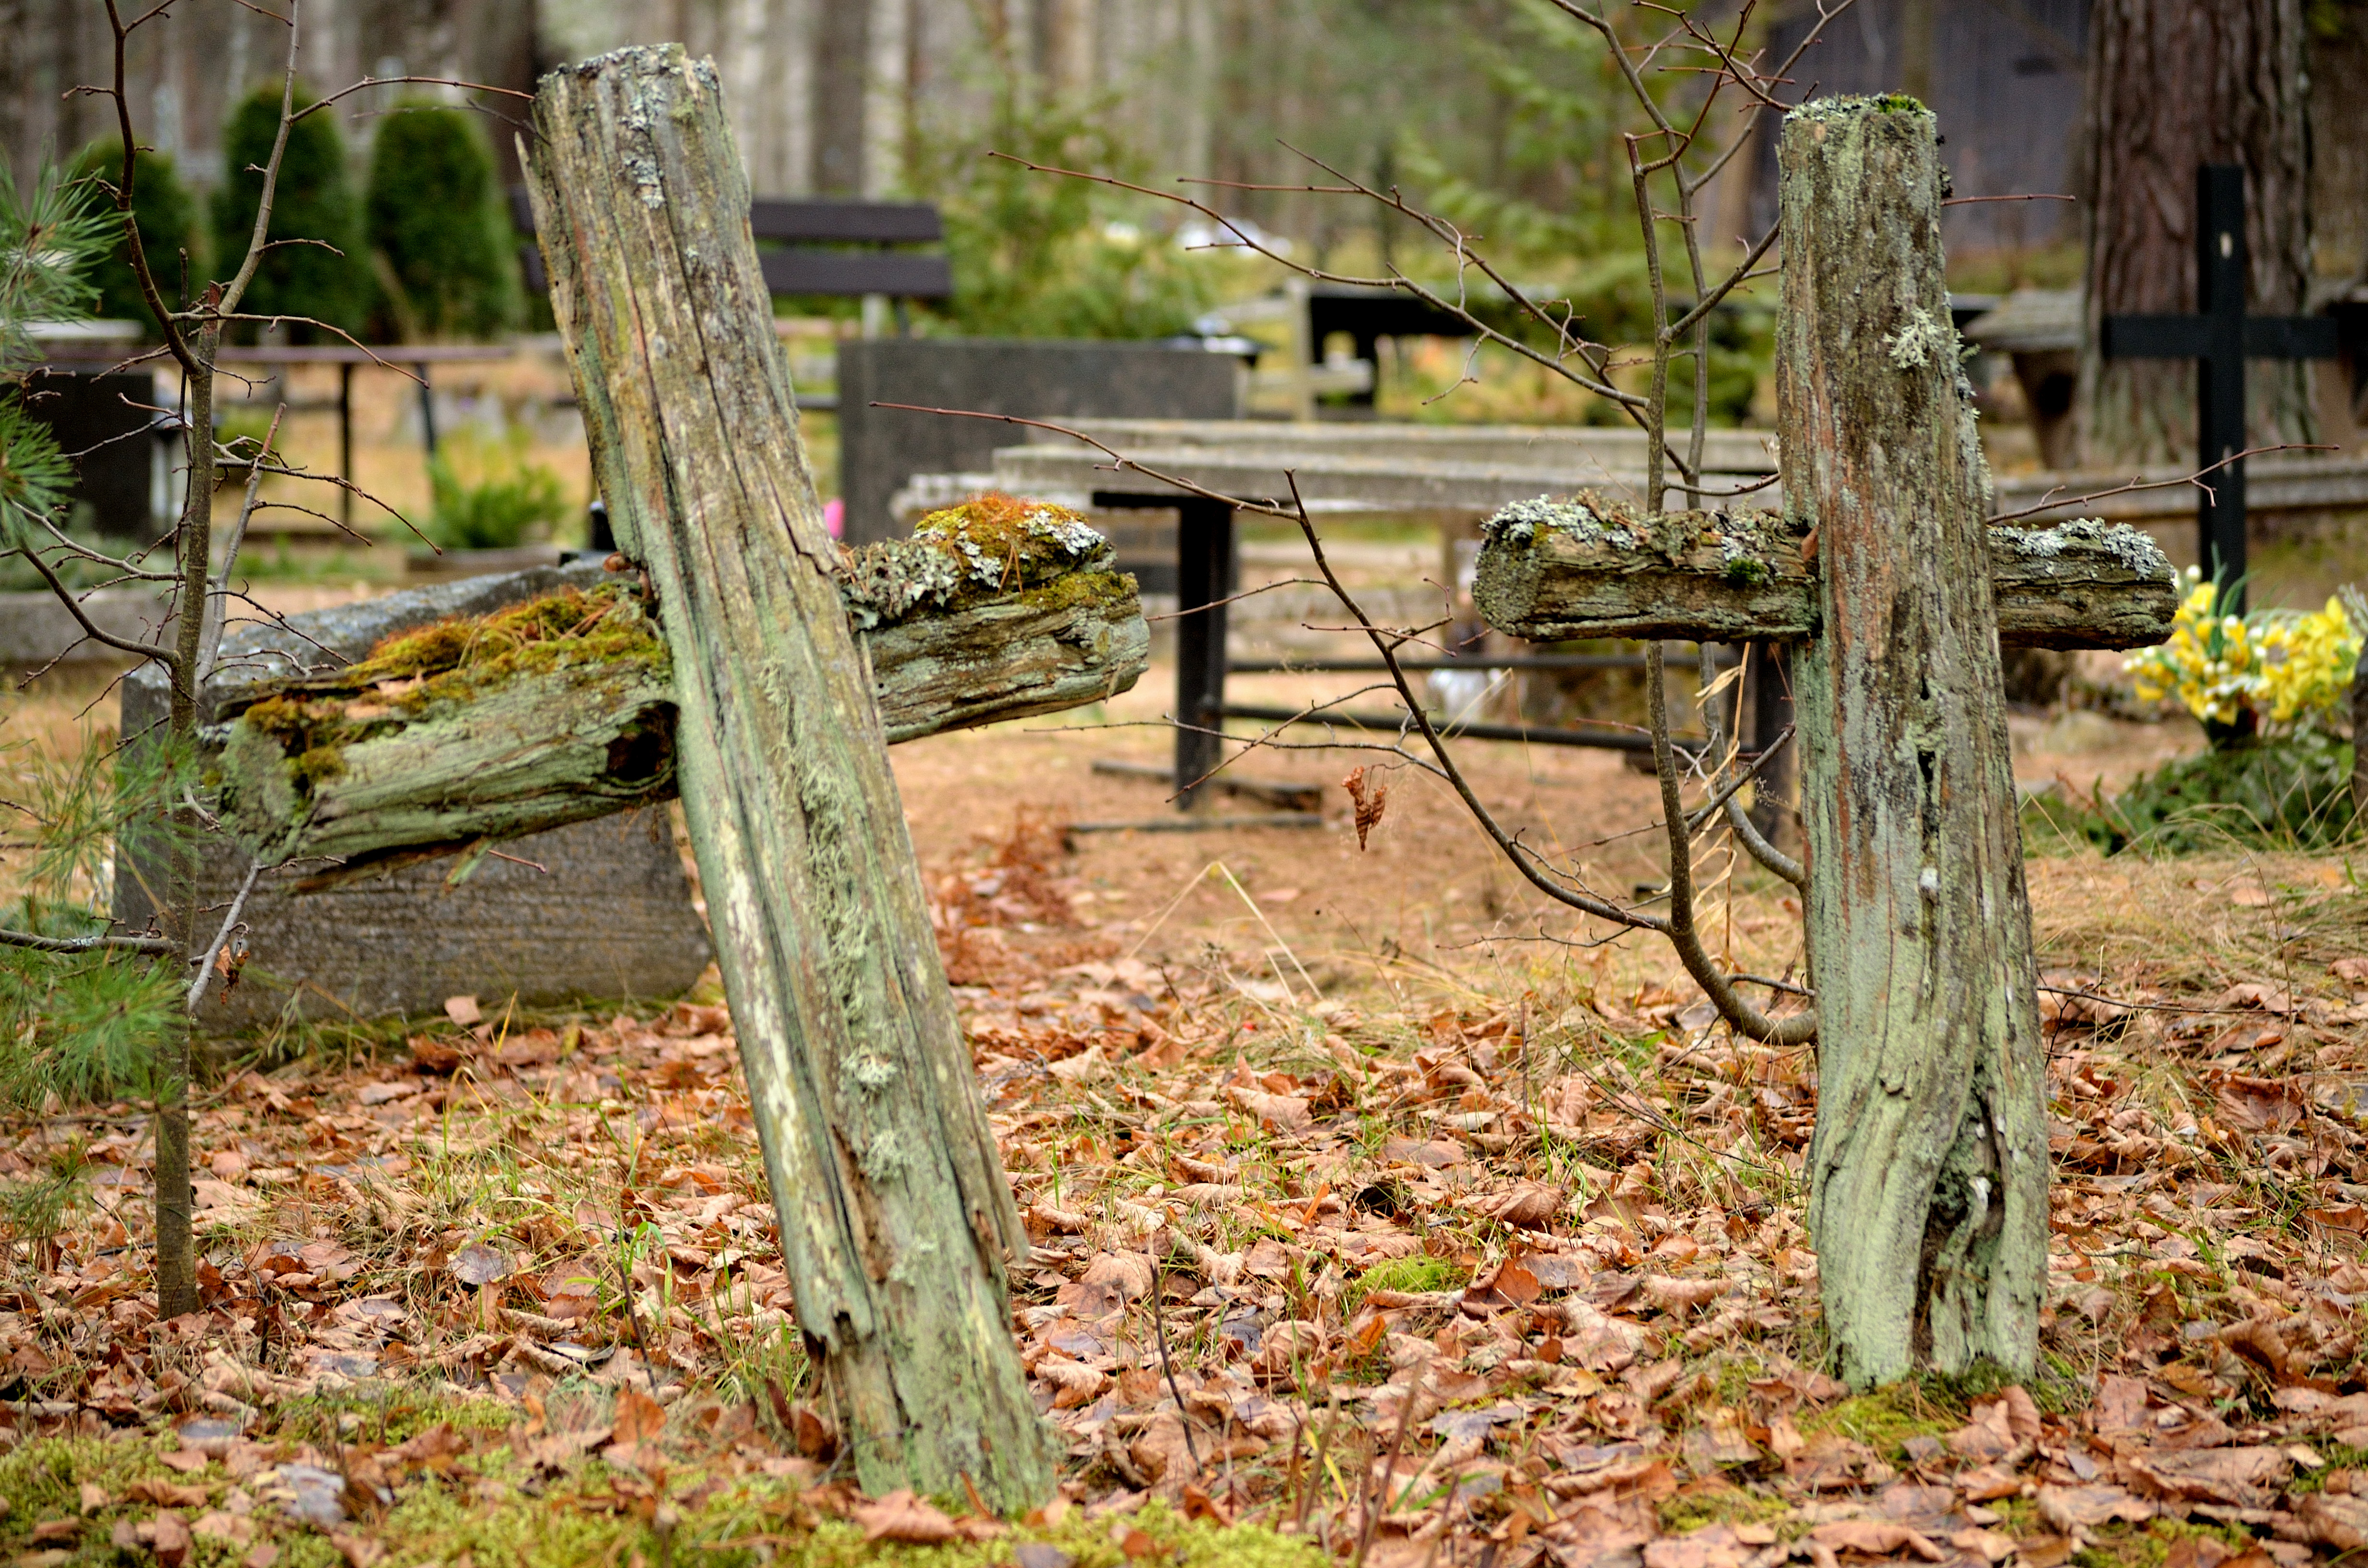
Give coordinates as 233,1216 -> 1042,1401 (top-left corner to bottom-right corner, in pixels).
2124,567 -> 2360,730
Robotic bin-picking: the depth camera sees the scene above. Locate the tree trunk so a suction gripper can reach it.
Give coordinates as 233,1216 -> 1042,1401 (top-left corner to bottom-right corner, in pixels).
1778,99 -> 2047,1388
1471,505 -> 2175,649
213,564 -> 1147,869
2077,0 -> 2315,466
153,317 -> 226,1323
524,47 -> 1055,1509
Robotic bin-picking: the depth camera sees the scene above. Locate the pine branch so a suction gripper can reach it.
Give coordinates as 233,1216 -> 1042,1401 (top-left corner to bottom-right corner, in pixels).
0,928 -> 175,956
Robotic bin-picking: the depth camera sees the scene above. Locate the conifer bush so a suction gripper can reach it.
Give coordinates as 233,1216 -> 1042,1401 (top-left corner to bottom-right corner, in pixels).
67,141 -> 202,327
210,85 -> 372,338
363,102 -> 520,341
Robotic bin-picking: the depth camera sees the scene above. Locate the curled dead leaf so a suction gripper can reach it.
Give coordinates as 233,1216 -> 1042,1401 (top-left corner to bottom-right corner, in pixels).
1343,766 -> 1388,849
1808,1520 -> 1944,1560
1035,1354 -> 1110,1410
1639,1275 -> 1727,1315
854,1490 -> 961,1544
2037,1482 -> 2153,1532
1470,1183 -> 1566,1229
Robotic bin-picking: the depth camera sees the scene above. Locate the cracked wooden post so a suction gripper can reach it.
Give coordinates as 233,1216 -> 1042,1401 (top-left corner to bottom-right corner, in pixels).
523,47 -> 1056,1506
1779,98 -> 2048,1387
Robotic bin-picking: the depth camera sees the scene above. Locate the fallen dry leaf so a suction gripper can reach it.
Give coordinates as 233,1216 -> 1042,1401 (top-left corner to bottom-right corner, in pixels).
854,1489 -> 961,1544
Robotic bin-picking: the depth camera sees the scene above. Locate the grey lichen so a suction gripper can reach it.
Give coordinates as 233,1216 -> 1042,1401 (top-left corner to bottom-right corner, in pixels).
1885,305 -> 1951,371
1481,494 -> 1793,578
838,494 -> 1114,631
2004,516 -> 2174,581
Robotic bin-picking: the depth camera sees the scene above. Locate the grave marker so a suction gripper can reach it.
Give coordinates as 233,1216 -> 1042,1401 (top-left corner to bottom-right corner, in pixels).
1476,98 -> 2175,1386
2100,165 -> 2339,604
520,45 -> 1055,1507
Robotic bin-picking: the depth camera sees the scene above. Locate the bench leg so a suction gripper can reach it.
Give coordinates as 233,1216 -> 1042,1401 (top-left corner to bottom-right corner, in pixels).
1173,498 -> 1234,806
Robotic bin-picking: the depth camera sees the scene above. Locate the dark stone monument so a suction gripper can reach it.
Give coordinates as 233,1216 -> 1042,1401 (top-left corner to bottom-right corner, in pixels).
834,338 -> 1239,546
114,562 -> 714,1032
20,369 -> 160,539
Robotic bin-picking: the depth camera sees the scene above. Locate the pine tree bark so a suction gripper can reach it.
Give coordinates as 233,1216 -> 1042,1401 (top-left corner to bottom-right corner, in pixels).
524,47 -> 1055,1508
2077,0 -> 2316,466
1778,99 -> 2048,1388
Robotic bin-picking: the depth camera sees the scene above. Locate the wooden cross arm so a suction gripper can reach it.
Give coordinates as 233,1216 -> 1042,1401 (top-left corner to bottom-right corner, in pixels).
1472,501 -> 2176,650
215,536 -> 1147,870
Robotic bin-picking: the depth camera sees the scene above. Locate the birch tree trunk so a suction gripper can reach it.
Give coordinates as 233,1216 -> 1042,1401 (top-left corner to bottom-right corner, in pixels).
524,46 -> 1055,1508
1778,99 -> 2047,1388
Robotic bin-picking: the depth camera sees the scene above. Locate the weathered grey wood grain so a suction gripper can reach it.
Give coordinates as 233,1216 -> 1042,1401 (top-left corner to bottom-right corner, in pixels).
525,46 -> 1054,1507
1780,98 -> 2047,1387
1472,499 -> 2175,649
212,553 -> 1145,869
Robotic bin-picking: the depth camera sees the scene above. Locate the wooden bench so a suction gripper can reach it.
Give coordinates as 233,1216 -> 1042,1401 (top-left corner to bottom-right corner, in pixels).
509,188 -> 952,316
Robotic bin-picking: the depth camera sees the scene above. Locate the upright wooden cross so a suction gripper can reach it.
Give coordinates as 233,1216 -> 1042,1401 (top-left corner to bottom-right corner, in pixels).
2100,165 -> 2338,604
1479,98 -> 2175,1388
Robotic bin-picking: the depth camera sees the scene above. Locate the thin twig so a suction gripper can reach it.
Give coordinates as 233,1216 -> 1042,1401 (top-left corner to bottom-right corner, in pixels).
185,858 -> 263,1010
1148,1265 -> 1203,1474
1986,443 -> 2331,524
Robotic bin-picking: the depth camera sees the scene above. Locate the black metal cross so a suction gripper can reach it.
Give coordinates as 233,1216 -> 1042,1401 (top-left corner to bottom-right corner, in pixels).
2100,165 -> 2337,607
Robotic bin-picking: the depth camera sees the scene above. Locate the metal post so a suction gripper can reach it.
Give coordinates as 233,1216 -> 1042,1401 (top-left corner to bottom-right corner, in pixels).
1172,496 -> 1234,805
2195,165 -> 2248,602
338,360 -> 354,530
417,363 -> 439,458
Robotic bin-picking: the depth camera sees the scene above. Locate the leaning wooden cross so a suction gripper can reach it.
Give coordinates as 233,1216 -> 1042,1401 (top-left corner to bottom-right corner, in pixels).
215,48 -> 1085,1509
1477,99 -> 2175,1387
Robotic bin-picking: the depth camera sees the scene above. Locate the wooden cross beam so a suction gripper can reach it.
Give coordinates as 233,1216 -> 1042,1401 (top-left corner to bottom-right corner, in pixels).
2101,164 -> 2339,605
1476,99 -> 2175,1389
211,507 -> 1147,870
516,46 -> 1056,1507
1474,502 -> 2174,650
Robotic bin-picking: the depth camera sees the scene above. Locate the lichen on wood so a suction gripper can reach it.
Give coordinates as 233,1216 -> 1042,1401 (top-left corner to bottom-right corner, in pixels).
217,583 -> 676,868
524,44 -> 1056,1509
213,514 -> 1146,886
1778,96 -> 2047,1389
1473,494 -> 2175,650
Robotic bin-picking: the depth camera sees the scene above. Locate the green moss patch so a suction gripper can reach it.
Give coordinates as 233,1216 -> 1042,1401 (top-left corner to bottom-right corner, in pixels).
0,1425 -> 1322,1568
234,584 -> 668,801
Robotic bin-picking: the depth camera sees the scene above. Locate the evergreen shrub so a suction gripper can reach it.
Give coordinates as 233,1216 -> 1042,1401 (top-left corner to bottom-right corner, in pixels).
210,85 -> 372,339
67,141 -> 202,327
364,101 -> 520,341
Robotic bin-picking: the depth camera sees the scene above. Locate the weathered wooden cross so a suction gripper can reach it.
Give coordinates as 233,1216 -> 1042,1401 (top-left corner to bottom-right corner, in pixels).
2101,164 -> 2339,606
211,48 -> 1130,1511
1479,99 -> 2176,1387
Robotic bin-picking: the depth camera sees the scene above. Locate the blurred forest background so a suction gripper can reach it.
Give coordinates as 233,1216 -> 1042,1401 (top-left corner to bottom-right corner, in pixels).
10,0 -> 2364,344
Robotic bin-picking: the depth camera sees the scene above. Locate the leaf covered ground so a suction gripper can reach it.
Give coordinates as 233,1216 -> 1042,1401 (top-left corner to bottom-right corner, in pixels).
3,808 -> 2368,1568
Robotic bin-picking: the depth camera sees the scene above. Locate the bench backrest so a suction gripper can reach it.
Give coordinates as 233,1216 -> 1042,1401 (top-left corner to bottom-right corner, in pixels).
509,188 -> 953,301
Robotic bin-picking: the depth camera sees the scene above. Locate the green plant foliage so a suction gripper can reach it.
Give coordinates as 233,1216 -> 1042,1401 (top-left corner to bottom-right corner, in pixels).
0,160 -> 110,550
0,737 -> 191,1110
2025,729 -> 2358,856
364,101 -> 521,341
67,139 -> 203,327
907,74 -> 1225,340
422,429 -> 568,550
210,84 -> 373,339
1394,0 -> 1771,424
